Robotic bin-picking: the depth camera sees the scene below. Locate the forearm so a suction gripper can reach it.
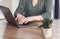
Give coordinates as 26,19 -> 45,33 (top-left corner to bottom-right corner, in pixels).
28,15 -> 43,22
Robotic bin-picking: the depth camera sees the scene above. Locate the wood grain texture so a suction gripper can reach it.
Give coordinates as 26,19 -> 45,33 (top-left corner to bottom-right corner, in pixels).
0,20 -> 51,39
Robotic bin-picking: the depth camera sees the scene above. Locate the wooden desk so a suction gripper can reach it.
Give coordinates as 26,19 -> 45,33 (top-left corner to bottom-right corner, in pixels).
0,20 -> 51,39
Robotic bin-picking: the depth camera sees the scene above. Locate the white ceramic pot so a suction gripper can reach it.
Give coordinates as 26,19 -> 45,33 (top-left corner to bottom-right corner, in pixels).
41,27 -> 52,38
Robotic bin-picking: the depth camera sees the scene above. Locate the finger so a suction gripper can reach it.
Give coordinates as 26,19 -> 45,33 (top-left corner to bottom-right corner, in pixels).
18,16 -> 24,21
25,21 -> 28,24
25,20 -> 30,24
15,17 -> 18,21
18,18 -> 21,21
17,16 -> 23,22
15,15 -> 19,21
18,21 -> 23,24
22,18 -> 27,24
18,19 -> 26,24
24,18 -> 29,24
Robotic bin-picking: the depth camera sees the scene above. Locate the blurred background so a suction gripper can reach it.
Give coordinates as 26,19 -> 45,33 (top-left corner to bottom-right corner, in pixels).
0,0 -> 20,19
0,0 -> 59,19
0,0 -> 60,39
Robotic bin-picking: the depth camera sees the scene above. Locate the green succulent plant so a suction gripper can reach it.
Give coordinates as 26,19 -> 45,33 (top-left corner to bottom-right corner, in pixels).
42,19 -> 53,29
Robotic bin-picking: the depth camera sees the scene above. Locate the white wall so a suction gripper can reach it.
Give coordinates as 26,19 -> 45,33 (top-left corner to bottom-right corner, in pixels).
0,0 -> 4,19
0,0 -> 20,19
12,0 -> 20,15
0,0 -> 12,19
0,0 -> 12,10
51,0 -> 55,19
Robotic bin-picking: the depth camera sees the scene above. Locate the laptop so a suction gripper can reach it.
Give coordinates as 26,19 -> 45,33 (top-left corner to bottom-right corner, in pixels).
0,6 -> 37,28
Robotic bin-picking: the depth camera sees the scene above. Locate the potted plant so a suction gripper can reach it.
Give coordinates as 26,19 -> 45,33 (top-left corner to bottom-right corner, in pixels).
41,19 -> 53,38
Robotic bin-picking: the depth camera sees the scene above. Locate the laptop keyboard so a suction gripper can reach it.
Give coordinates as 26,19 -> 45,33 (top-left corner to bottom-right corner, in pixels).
18,22 -> 37,26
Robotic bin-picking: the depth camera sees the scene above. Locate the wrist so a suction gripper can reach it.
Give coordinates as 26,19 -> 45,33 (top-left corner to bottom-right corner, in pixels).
29,16 -> 40,21
33,16 -> 44,21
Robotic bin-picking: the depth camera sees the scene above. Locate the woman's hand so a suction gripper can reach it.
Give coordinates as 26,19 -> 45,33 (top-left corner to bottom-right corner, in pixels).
19,16 -> 43,24
20,17 -> 34,24
24,16 -> 43,23
15,13 -> 25,23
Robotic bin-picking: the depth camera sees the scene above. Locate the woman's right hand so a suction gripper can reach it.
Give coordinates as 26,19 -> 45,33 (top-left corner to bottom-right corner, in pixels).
15,13 -> 25,23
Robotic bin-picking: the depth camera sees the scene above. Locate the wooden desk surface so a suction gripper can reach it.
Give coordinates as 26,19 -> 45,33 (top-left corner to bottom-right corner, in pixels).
0,20 -> 51,39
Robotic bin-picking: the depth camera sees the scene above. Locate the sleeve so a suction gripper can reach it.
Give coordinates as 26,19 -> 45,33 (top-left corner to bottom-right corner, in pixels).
41,0 -> 54,19
14,0 -> 25,18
